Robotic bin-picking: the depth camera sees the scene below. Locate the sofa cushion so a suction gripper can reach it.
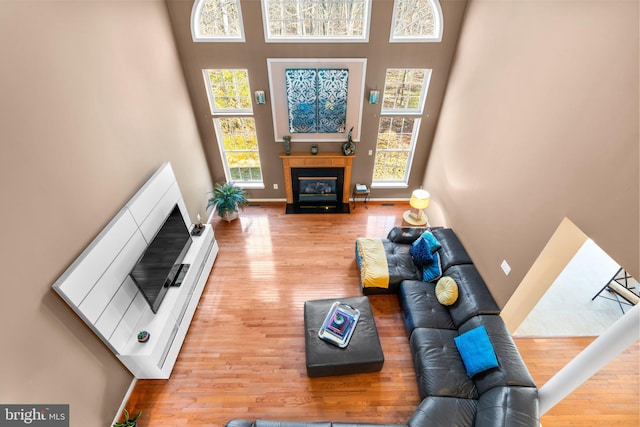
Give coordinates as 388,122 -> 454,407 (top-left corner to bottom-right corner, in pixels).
435,276 -> 458,305
384,241 -> 421,287
454,325 -> 499,377
442,264 -> 501,328
398,280 -> 456,336
409,327 -> 478,400
475,386 -> 539,427
386,227 -> 427,244
459,315 -> 537,395
431,228 -> 473,271
408,395 -> 477,427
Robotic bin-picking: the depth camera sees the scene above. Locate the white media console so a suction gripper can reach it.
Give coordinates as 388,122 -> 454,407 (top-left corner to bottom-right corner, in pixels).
52,162 -> 218,379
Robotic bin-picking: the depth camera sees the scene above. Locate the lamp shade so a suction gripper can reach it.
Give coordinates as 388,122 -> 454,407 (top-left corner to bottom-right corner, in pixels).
409,189 -> 430,210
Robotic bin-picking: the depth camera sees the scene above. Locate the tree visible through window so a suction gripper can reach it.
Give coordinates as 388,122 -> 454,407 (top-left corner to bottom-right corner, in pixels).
262,0 -> 371,42
204,69 -> 263,187
390,0 -> 443,42
372,68 -> 430,186
214,117 -> 263,182
191,0 -> 245,42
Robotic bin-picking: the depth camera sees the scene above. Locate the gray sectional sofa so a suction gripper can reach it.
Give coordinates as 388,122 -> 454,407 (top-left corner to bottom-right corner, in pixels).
225,228 -> 539,427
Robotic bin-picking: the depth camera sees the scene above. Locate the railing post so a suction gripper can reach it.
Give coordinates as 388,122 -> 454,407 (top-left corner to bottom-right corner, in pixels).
538,303 -> 640,415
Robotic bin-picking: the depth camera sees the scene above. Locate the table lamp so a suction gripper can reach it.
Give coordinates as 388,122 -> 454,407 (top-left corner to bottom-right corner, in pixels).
403,189 -> 430,226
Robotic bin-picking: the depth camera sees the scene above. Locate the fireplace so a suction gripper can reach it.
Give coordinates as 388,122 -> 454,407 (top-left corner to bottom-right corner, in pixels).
280,152 -> 354,214
291,168 -> 346,212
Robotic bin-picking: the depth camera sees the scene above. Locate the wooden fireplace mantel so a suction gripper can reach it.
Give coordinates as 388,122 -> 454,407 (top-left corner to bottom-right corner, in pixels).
280,152 -> 355,204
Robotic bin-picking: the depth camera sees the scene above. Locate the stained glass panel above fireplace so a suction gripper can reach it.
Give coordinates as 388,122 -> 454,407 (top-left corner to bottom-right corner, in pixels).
285,68 -> 348,134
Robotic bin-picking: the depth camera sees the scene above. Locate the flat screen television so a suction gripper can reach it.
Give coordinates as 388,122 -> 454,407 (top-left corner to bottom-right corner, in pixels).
130,204 -> 192,313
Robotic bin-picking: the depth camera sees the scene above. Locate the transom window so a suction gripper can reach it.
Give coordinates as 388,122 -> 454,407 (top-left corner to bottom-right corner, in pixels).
191,0 -> 245,42
390,0 -> 443,42
261,0 -> 371,42
204,69 -> 264,188
372,68 -> 431,187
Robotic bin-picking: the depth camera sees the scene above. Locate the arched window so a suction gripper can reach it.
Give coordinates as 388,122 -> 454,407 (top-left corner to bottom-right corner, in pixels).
390,0 -> 443,43
191,0 -> 245,42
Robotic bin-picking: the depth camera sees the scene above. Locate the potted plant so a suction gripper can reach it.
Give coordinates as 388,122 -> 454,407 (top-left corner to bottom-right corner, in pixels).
207,182 -> 249,222
113,409 -> 141,427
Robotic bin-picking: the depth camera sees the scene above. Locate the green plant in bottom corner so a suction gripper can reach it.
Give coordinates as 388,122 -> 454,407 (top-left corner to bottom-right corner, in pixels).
113,409 -> 141,427
207,182 -> 249,222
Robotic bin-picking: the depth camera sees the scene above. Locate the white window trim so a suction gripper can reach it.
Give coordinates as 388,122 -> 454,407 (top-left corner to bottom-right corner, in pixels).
389,0 -> 443,43
260,0 -> 372,43
380,68 -> 432,116
202,69 -> 254,115
371,117 -> 422,187
266,58 -> 367,143
191,0 -> 246,42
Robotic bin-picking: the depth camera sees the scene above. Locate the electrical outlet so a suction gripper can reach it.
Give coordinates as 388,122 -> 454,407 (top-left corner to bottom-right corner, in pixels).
273,184 -> 278,190
368,150 -> 373,155
501,260 -> 511,276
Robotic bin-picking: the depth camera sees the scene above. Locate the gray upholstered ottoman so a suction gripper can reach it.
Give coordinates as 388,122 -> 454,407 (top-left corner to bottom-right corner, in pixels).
304,296 -> 384,377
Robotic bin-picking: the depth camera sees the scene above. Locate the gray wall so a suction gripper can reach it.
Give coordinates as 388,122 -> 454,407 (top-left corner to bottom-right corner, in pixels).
0,0 -> 212,424
425,0 -> 639,306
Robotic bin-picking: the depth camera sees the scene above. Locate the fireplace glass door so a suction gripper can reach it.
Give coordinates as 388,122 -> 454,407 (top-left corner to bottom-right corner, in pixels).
298,176 -> 338,204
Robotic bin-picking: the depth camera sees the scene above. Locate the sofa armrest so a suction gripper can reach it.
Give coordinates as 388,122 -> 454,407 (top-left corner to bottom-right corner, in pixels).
386,227 -> 427,244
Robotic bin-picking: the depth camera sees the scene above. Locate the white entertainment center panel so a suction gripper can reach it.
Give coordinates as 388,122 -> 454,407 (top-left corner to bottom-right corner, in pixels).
52,162 -> 218,379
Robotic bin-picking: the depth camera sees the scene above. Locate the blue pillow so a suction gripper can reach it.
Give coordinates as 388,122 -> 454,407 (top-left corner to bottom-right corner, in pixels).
422,252 -> 442,282
410,237 -> 433,267
454,325 -> 499,377
420,231 -> 441,253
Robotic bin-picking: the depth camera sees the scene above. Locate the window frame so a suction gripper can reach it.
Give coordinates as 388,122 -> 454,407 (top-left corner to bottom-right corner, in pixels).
191,0 -> 246,42
204,68 -> 264,189
389,0 -> 444,43
203,69 -> 254,115
212,117 -> 264,189
371,68 -> 431,188
380,68 -> 432,115
371,117 -> 421,188
261,0 -> 372,43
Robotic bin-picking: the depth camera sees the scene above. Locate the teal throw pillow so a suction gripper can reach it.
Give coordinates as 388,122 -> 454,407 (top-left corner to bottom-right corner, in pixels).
420,231 -> 441,253
454,325 -> 499,377
422,252 -> 442,282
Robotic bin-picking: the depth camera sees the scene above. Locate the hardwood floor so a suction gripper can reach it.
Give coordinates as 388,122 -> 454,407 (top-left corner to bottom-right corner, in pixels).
125,202 -> 639,426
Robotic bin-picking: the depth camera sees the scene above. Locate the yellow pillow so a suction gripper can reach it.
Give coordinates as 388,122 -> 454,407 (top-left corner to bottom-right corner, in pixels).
436,276 -> 458,305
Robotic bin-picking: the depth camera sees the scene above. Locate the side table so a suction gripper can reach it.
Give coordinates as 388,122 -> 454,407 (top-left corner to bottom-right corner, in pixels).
351,184 -> 370,209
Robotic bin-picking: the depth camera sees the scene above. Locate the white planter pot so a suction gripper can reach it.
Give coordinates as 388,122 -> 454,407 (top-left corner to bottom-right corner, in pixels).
222,210 -> 239,222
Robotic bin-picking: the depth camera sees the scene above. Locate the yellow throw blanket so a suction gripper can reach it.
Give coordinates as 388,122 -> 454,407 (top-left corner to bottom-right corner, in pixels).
357,238 -> 390,289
